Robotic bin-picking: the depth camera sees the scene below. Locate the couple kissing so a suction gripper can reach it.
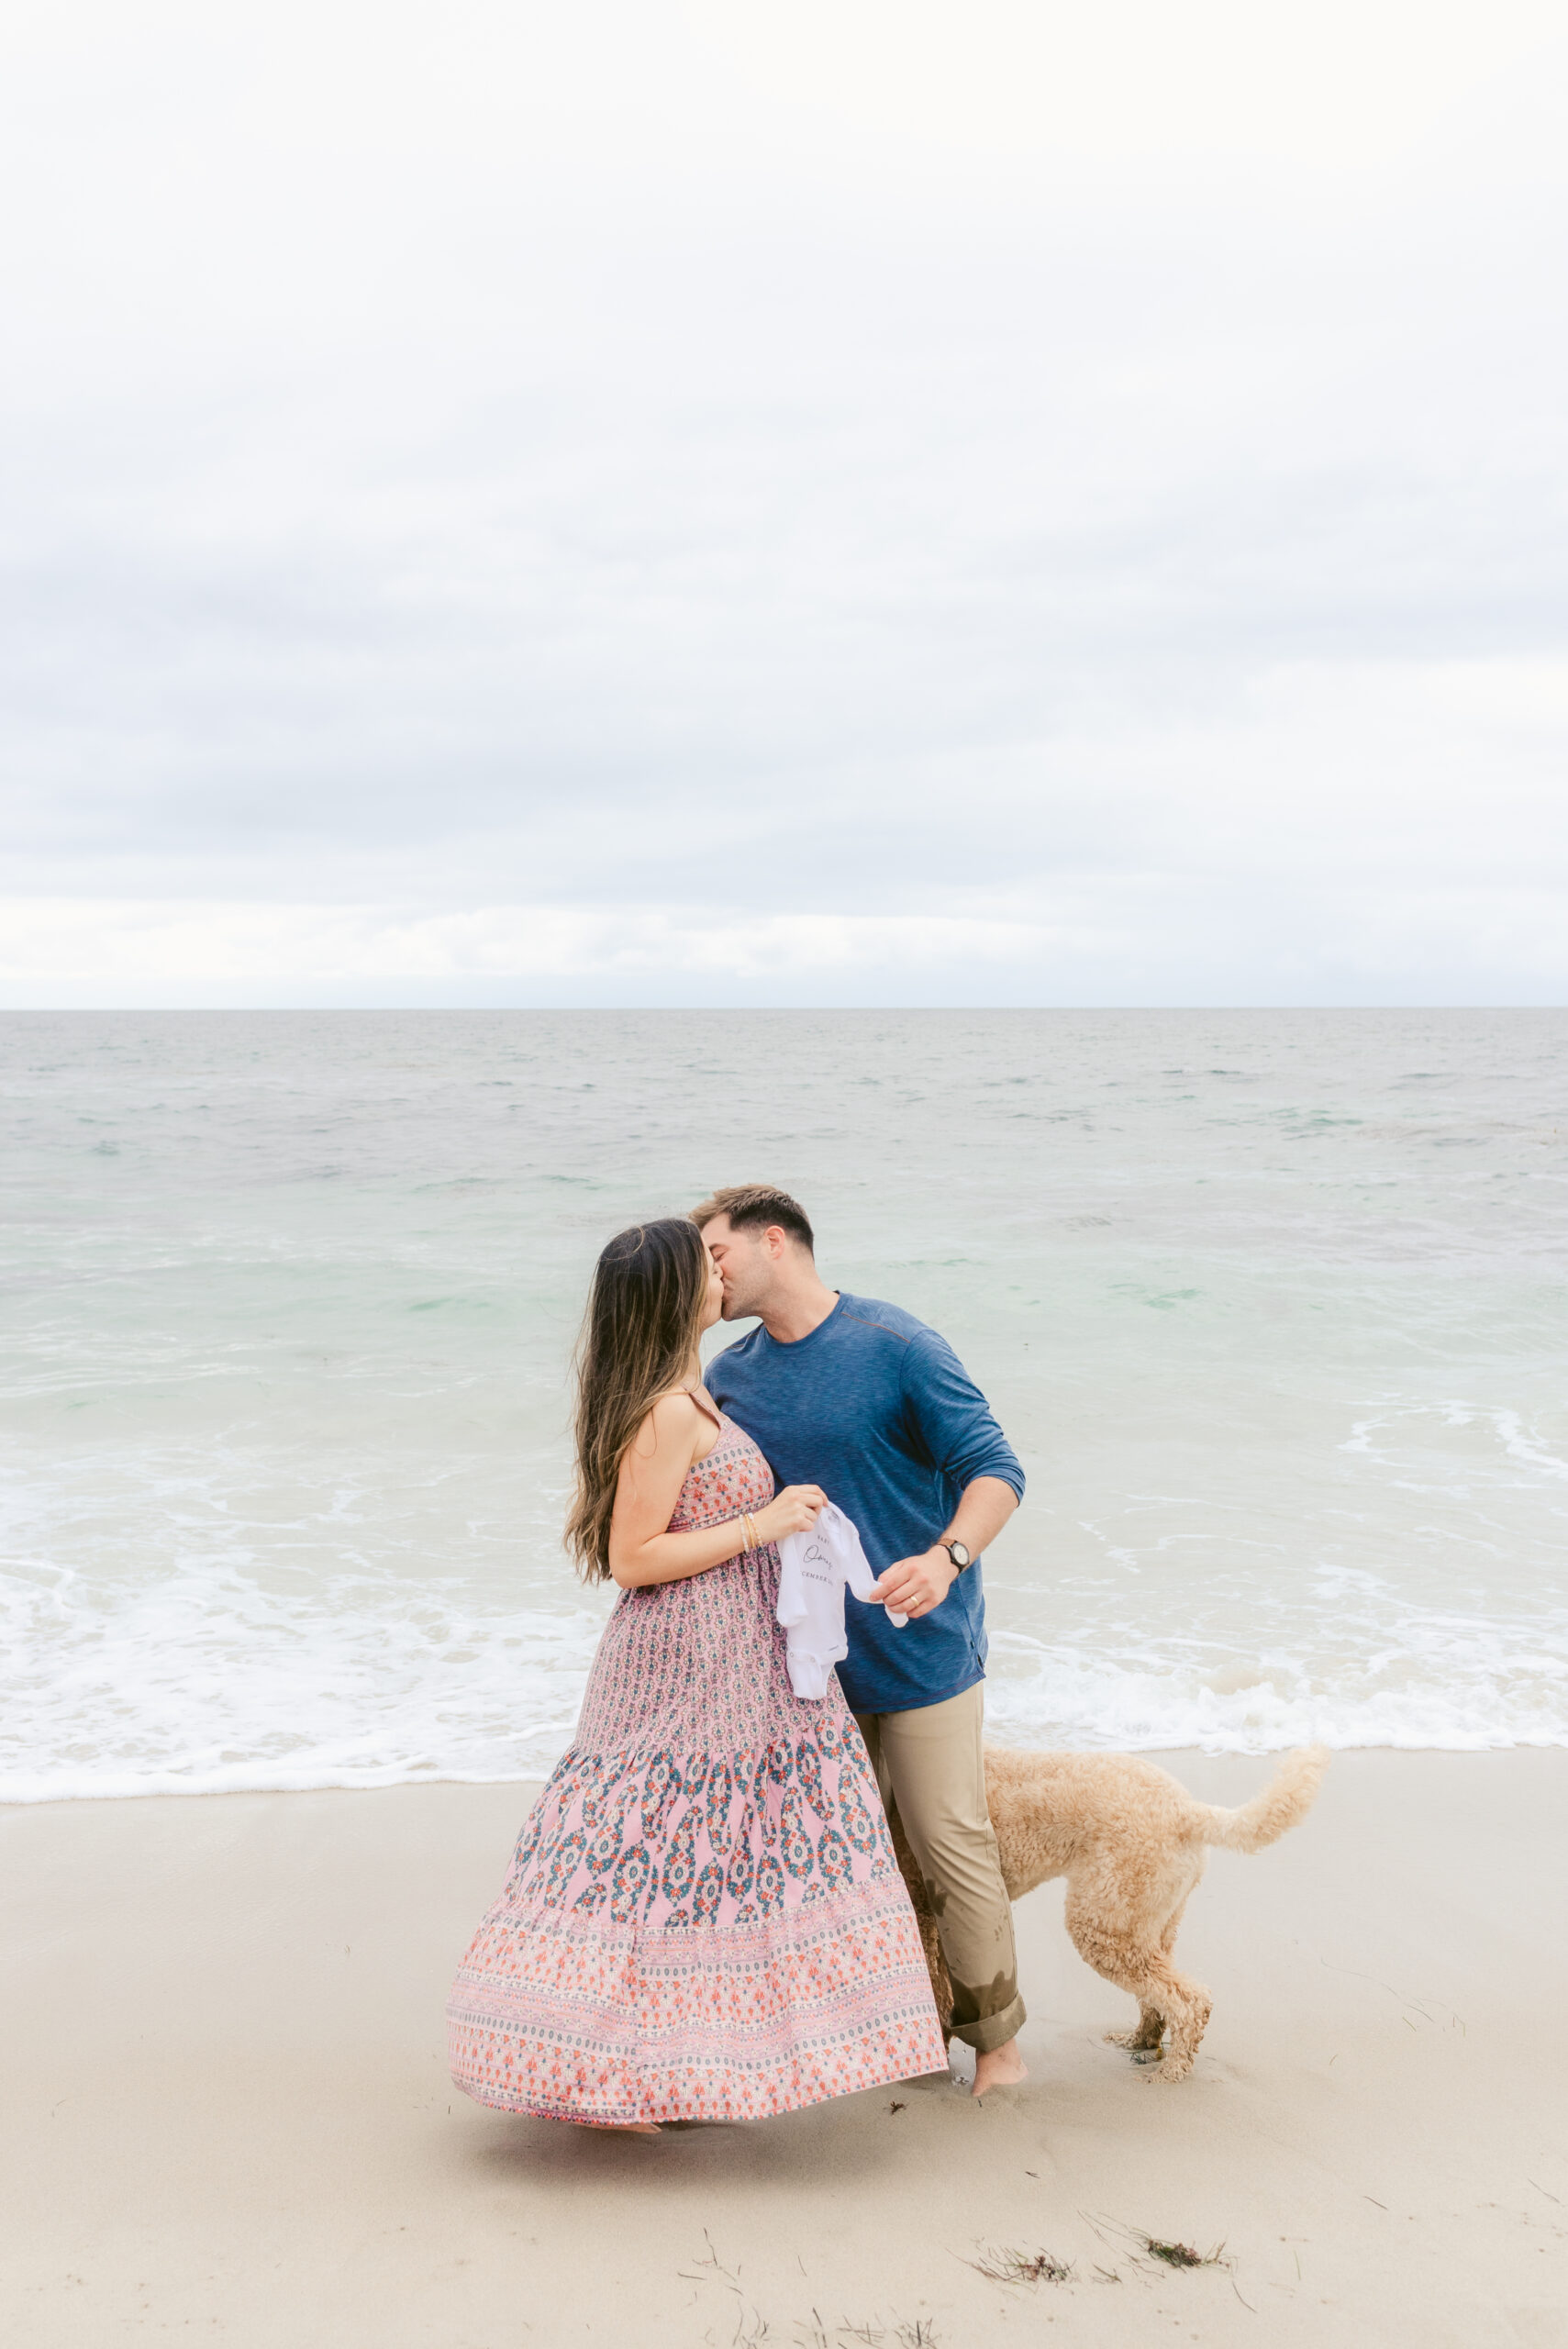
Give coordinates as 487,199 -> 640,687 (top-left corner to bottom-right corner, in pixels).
447,1183 -> 1028,2132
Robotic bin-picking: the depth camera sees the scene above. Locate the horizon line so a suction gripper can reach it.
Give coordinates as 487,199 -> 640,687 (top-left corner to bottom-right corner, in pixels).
3,1002 -> 1564,1017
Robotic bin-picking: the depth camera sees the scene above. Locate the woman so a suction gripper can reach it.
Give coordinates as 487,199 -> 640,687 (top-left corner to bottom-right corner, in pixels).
447,1216 -> 947,2132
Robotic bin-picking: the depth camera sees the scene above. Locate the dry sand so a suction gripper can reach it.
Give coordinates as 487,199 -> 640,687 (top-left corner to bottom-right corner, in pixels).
4,1752 -> 1566,2346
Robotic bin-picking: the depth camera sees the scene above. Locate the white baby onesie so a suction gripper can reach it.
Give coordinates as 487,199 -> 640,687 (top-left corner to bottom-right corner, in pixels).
774,1501 -> 908,1700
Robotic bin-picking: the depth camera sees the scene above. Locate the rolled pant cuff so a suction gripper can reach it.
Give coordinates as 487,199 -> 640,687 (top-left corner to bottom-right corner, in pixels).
951,1993 -> 1027,2056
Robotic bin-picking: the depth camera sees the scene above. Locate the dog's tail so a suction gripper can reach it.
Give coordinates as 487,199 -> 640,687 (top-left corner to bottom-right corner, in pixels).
1198,1746 -> 1329,1852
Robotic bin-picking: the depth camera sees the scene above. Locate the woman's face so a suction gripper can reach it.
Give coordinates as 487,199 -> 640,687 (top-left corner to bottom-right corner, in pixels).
697,1241 -> 724,1334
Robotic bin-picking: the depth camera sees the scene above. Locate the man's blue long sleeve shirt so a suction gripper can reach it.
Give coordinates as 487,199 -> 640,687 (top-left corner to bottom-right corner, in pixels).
705,1292 -> 1024,1715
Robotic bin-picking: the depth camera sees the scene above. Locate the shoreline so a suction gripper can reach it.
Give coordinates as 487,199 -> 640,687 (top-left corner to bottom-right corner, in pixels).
14,1727 -> 1568,1809
5,1751 -> 1565,2344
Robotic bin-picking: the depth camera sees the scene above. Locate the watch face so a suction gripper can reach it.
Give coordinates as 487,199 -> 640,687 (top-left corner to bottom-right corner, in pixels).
948,1541 -> 971,1567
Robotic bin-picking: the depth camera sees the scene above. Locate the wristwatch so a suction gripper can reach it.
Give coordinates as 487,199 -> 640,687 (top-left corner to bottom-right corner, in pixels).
938,1538 -> 972,1570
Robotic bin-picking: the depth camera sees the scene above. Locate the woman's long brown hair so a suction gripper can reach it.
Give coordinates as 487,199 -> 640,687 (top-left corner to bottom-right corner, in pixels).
564,1217 -> 711,1584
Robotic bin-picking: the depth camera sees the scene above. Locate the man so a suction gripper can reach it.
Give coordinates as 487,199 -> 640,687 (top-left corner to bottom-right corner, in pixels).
695,1183 -> 1028,2098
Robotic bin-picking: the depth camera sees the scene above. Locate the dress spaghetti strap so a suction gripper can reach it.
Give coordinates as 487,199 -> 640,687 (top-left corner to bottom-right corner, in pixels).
684,1383 -> 723,1431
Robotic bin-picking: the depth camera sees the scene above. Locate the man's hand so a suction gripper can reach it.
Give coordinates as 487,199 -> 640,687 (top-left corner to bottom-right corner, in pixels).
868,1545 -> 958,1621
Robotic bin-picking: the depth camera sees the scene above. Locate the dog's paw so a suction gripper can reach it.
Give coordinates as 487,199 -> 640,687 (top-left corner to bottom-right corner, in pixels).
1146,2056 -> 1194,2084
1105,2029 -> 1163,2057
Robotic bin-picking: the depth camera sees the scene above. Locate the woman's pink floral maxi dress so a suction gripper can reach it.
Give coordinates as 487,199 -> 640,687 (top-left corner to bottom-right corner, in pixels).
447,1411 -> 948,2124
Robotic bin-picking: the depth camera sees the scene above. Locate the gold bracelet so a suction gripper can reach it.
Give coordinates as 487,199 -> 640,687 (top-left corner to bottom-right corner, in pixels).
740,1510 -> 757,1553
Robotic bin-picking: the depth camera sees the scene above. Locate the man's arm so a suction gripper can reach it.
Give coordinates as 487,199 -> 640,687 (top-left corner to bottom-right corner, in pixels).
869,1475 -> 1018,1619
866,1330 -> 1025,1620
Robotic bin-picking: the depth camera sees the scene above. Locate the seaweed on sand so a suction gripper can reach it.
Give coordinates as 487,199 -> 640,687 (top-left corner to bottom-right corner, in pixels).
967,2243 -> 1075,2285
1144,2237 -> 1213,2268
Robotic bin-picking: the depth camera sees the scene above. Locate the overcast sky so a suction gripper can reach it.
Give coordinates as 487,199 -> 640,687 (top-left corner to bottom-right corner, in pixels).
2,0 -> 1565,1006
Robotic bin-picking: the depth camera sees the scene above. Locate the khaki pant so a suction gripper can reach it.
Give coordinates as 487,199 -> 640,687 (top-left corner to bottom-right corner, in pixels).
853,1684 -> 1024,2054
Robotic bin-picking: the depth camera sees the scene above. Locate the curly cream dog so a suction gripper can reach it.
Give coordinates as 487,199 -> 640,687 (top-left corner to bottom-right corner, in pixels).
892,1744 -> 1328,2081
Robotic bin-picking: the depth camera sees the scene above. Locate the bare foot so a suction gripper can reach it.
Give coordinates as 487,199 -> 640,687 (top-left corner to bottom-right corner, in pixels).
577,2120 -> 662,2137
972,2040 -> 1029,2099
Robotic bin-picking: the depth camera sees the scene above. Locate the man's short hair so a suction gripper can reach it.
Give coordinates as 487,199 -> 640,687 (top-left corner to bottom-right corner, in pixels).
690,1184 -> 816,1254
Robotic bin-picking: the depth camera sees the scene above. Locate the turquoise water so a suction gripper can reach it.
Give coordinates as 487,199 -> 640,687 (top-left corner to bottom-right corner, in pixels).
3,1008 -> 1564,1798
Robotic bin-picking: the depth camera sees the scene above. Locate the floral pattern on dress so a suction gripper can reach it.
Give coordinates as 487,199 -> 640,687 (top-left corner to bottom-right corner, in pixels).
447,1412 -> 947,2124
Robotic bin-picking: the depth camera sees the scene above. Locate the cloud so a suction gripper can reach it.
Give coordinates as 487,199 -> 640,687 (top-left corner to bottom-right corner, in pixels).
1,0 -> 1565,1002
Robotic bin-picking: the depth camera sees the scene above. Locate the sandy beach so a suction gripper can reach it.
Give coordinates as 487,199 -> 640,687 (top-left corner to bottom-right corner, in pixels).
4,1751 -> 1564,2346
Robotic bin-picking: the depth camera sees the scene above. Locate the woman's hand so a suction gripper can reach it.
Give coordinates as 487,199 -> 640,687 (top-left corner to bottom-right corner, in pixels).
753,1485 -> 828,1544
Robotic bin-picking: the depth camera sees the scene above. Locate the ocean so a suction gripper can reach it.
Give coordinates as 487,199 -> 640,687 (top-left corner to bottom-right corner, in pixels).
3,1008 -> 1564,1802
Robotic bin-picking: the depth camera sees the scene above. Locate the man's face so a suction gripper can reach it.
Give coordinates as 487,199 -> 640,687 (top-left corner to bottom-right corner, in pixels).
699,1241 -> 725,1331
701,1214 -> 778,1320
